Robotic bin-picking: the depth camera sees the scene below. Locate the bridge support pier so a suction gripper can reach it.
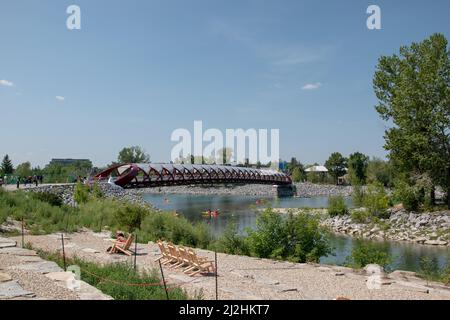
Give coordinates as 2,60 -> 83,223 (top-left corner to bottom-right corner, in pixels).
274,184 -> 296,197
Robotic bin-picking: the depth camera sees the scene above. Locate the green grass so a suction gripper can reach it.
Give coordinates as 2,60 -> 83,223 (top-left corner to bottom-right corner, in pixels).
33,247 -> 192,300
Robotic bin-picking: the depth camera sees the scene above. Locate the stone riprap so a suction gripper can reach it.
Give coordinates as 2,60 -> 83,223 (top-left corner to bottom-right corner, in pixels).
138,182 -> 353,198
321,208 -> 450,246
21,182 -> 352,205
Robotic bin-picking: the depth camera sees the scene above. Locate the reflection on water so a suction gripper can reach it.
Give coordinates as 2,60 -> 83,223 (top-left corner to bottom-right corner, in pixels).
142,193 -> 449,272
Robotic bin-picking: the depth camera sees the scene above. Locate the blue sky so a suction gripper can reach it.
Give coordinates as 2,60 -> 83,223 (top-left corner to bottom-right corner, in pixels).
1,0 -> 449,167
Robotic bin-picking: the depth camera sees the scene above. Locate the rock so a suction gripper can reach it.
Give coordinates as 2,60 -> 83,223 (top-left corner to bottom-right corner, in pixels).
0,237 -> 17,248
0,272 -> 12,282
11,261 -> 63,274
424,240 -> 448,246
364,264 -> 385,276
82,248 -> 100,253
0,280 -> 35,299
415,237 -> 427,244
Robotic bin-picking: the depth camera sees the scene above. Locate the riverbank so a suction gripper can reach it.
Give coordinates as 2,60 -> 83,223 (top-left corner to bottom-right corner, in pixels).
10,230 -> 450,300
138,182 -> 353,198
271,207 -> 450,247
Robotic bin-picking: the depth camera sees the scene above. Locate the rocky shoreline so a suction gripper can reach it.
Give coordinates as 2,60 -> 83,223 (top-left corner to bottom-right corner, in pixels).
18,183 -> 449,247
136,182 -> 353,198
321,208 -> 450,246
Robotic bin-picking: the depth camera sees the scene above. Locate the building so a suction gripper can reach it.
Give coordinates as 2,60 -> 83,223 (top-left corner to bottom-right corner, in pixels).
49,158 -> 91,166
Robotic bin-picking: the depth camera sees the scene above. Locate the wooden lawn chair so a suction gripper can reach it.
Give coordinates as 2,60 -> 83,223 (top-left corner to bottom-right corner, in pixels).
109,234 -> 135,256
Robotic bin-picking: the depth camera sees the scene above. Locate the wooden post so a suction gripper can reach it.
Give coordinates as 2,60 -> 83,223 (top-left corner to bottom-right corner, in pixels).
61,233 -> 67,271
158,259 -> 170,300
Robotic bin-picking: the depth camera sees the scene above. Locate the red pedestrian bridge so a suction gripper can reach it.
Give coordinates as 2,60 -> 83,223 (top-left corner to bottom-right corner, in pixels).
94,163 -> 292,189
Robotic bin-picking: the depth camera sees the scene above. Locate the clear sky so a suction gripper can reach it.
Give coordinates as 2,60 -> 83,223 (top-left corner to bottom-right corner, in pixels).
1,0 -> 449,167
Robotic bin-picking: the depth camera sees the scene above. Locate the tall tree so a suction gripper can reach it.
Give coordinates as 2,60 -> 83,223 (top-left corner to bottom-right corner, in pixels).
325,152 -> 347,184
117,146 -> 150,164
15,162 -> 32,178
348,152 -> 369,185
1,155 -> 14,175
373,33 -> 450,206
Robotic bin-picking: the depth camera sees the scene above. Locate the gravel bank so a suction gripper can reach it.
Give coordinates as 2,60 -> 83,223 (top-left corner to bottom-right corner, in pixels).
137,182 -> 353,198
322,208 -> 450,246
14,231 -> 450,300
19,182 -> 352,203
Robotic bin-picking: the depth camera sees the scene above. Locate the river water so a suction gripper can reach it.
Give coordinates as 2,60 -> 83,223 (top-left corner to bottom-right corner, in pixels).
142,193 -> 449,272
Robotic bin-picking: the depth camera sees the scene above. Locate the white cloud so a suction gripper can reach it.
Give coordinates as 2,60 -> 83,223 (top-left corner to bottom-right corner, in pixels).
301,83 -> 322,90
55,96 -> 65,101
0,79 -> 14,87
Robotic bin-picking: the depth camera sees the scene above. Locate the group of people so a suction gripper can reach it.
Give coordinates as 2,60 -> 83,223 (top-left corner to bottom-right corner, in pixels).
15,175 -> 43,188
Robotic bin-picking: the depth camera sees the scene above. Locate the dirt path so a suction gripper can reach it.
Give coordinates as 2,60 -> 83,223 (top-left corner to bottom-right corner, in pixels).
12,231 -> 450,300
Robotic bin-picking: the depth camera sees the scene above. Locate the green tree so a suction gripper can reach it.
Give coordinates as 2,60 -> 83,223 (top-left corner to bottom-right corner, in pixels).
291,167 -> 304,183
74,182 -> 89,204
15,162 -> 32,178
348,152 -> 369,185
346,240 -> 391,269
373,33 -> 450,207
325,152 -> 347,184
117,146 -> 150,164
367,158 -> 393,187
1,154 -> 14,175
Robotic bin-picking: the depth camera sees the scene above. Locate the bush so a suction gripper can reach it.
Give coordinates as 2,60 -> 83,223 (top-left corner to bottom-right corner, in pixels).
215,220 -> 249,255
418,257 -> 438,284
245,209 -> 332,263
363,182 -> 389,218
350,209 -> 372,223
91,183 -> 103,199
283,213 -> 332,262
352,184 -> 365,208
114,203 -> 149,232
31,192 -> 63,207
345,240 -> 391,269
393,180 -> 422,212
74,182 -> 89,204
246,208 -> 286,259
139,211 -> 212,248
328,196 -> 349,217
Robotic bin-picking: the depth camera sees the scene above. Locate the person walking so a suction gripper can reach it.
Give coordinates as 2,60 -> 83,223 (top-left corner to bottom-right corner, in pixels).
16,177 -> 20,189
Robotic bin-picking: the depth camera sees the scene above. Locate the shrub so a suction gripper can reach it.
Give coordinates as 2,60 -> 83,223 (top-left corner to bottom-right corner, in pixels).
345,240 -> 391,269
283,213 -> 332,263
139,211 -> 212,248
350,209 -> 372,223
393,180 -> 422,212
363,182 -> 389,218
418,257 -> 441,285
114,203 -> 149,232
352,184 -> 365,207
91,182 -> 103,199
216,220 -> 249,256
246,208 -> 286,259
31,192 -> 63,207
245,209 -> 332,263
328,196 -> 349,217
74,182 -> 89,204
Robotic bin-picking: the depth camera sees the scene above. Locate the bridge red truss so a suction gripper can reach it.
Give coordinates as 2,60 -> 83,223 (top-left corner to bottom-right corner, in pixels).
94,163 -> 292,189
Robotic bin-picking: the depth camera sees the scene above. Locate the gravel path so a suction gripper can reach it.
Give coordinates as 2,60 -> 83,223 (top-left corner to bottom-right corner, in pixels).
14,231 -> 450,300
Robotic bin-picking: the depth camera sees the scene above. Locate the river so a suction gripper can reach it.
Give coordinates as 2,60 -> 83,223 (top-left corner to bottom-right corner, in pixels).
142,193 -> 449,272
